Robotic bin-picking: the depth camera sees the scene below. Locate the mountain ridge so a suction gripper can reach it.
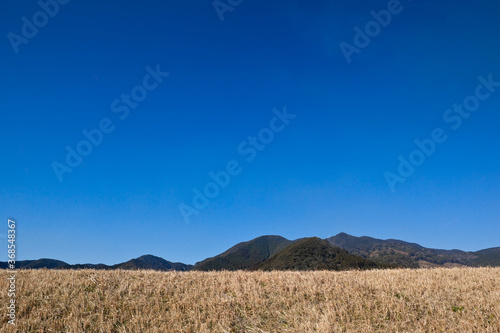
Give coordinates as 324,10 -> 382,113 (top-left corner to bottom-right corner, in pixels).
2,233 -> 499,271
326,233 -> 490,268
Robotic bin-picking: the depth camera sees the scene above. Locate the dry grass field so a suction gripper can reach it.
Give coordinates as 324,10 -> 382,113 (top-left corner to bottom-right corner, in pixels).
1,267 -> 499,332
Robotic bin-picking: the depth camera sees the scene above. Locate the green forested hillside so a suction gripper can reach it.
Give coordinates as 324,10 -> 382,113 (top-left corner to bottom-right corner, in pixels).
254,237 -> 380,271
194,235 -> 293,271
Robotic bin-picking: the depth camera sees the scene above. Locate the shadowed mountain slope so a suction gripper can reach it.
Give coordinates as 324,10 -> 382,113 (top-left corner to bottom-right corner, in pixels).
254,237 -> 380,271
471,247 -> 500,267
194,235 -> 293,271
112,255 -> 192,271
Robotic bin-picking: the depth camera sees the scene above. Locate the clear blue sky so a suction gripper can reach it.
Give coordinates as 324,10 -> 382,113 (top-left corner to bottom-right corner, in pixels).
1,0 -> 499,265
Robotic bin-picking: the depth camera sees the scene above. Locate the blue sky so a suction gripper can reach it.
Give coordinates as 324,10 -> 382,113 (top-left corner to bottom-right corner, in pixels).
1,0 -> 499,265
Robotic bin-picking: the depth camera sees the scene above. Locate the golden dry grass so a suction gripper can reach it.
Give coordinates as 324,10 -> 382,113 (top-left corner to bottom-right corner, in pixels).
1,267 -> 499,332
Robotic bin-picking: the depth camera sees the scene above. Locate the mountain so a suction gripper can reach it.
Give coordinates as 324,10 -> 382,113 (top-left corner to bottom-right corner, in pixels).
326,233 -> 494,268
112,255 -> 192,271
254,237 -> 380,271
0,259 -> 68,269
1,233 -> 498,271
24,259 -> 69,269
194,235 -> 293,271
471,247 -> 500,267
61,263 -> 110,270
0,256 -> 191,271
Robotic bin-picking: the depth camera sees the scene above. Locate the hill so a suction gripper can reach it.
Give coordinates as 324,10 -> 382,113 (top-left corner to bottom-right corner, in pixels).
24,259 -> 69,269
0,256 -> 191,271
471,247 -> 500,267
61,263 -> 110,270
327,233 -> 484,268
112,255 -> 192,271
0,259 -> 68,269
254,237 -> 380,271
194,235 -> 293,271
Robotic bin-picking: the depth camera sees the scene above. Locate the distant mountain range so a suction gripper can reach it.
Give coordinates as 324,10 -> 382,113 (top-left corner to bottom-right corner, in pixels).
2,233 -> 499,271
0,255 -> 192,271
326,233 -> 500,268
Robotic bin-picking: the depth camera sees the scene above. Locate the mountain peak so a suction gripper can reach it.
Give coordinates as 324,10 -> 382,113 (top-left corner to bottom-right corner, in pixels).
194,235 -> 293,271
